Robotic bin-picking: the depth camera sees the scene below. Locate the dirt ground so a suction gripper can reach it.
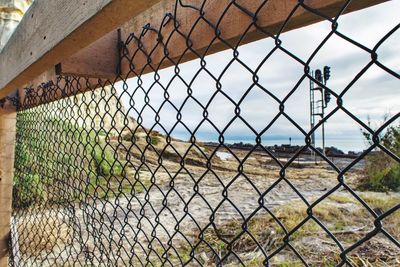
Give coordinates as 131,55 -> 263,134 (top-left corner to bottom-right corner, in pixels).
13,141 -> 400,266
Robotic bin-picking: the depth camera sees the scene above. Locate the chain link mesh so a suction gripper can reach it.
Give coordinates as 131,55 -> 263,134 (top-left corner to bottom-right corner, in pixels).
6,0 -> 400,266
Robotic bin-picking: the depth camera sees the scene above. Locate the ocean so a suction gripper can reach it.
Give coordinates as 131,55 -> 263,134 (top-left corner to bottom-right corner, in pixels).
172,133 -> 368,153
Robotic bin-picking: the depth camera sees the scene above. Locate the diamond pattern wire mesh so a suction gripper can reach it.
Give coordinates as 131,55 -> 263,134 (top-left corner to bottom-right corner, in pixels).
7,0 -> 400,266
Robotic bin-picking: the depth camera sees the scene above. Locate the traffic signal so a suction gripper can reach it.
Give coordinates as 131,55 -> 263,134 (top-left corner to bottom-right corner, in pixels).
315,69 -> 323,83
324,89 -> 331,104
323,66 -> 331,82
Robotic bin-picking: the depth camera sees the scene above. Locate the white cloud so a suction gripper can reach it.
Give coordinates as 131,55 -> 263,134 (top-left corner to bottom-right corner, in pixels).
116,1 -> 400,152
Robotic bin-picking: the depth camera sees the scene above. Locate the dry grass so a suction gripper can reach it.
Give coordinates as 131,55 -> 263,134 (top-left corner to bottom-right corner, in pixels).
18,215 -> 71,257
170,193 -> 400,266
16,191 -> 398,266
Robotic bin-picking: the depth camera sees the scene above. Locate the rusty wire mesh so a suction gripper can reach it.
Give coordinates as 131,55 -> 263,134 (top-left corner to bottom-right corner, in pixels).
6,0 -> 400,266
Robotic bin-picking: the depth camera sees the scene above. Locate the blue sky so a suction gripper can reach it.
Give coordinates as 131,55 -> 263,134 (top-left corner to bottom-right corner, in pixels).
116,1 -> 399,152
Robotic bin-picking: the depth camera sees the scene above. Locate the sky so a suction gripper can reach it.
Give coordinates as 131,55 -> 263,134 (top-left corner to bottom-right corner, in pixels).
115,1 -> 399,152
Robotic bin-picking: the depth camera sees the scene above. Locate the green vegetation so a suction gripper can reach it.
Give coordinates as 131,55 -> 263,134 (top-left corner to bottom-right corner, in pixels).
122,131 -> 161,146
13,115 -> 126,207
90,141 -> 123,178
151,135 -> 161,145
13,172 -> 44,208
360,119 -> 400,192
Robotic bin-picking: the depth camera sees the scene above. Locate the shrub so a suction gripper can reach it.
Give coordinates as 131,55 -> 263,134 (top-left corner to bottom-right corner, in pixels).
90,142 -> 123,178
13,174 -> 44,208
122,132 -> 133,141
359,118 -> 400,192
151,136 -> 161,145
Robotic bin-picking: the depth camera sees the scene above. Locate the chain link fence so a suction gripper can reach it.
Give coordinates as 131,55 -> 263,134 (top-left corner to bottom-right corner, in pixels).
6,0 -> 400,266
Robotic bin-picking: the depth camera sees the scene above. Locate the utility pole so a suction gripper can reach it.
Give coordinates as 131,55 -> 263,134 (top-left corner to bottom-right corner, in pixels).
310,66 -> 331,157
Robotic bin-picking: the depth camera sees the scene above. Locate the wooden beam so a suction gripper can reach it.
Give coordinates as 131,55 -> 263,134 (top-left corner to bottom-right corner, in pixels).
0,0 -> 163,99
0,102 -> 16,267
119,0 -> 389,76
57,30 -> 120,79
0,2 -> 23,264
53,0 -> 390,88
0,0 -> 388,100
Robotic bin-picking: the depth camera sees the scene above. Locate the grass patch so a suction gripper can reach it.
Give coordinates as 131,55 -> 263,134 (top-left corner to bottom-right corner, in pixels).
326,194 -> 358,204
359,156 -> 400,192
359,193 -> 400,210
151,136 -> 161,146
90,140 -> 123,178
176,194 -> 400,266
88,173 -> 152,199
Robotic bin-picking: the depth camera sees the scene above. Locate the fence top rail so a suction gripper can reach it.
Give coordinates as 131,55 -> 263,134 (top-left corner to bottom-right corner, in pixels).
0,0 -> 388,100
